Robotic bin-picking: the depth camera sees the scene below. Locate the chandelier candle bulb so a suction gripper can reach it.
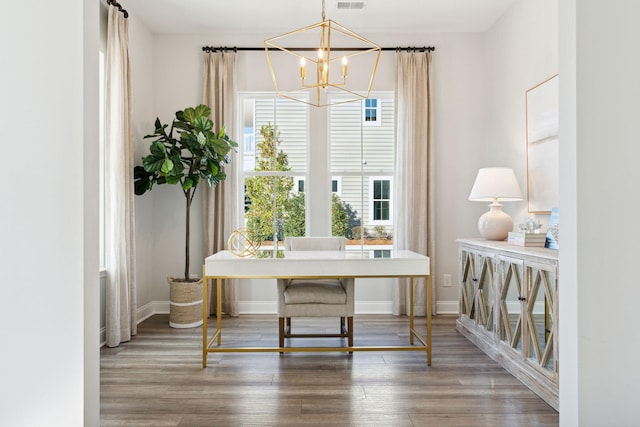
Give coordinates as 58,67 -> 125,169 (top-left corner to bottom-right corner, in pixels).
300,58 -> 306,79
342,56 -> 348,78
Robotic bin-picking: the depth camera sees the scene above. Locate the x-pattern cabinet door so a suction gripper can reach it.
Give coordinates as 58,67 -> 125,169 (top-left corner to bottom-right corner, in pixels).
475,253 -> 495,332
460,249 -> 477,321
524,260 -> 558,377
460,249 -> 495,332
498,256 -> 525,353
498,255 -> 558,377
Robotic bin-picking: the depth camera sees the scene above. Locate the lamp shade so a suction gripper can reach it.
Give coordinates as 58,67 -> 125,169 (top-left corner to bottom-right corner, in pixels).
468,167 -> 523,241
468,167 -> 523,201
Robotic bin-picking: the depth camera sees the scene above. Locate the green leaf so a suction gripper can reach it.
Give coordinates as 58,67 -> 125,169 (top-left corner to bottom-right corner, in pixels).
173,120 -> 190,131
182,177 -> 193,191
195,104 -> 211,118
133,175 -> 151,195
197,131 -> 206,145
149,140 -> 166,156
143,156 -> 165,172
194,116 -> 213,133
209,162 -> 219,176
133,165 -> 149,179
181,107 -> 197,124
166,175 -> 180,185
170,154 -> 184,173
161,158 -> 174,175
210,137 -> 232,156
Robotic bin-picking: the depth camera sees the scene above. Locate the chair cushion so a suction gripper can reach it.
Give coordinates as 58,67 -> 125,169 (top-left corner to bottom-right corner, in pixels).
284,280 -> 346,305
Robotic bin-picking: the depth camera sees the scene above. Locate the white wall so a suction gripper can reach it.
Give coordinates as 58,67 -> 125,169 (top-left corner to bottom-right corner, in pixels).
0,1 -> 99,425
483,0 -> 558,226
560,1 -> 640,425
141,31 -> 486,313
486,0 -> 640,424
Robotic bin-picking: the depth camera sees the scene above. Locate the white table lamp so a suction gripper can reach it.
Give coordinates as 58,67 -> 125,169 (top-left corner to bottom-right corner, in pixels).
468,167 -> 523,240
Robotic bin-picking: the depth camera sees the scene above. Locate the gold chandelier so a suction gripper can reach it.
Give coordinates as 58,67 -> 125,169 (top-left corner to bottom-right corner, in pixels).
264,0 -> 381,107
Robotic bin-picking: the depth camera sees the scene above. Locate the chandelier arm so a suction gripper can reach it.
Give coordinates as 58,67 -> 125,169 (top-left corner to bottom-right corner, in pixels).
261,0 -> 436,107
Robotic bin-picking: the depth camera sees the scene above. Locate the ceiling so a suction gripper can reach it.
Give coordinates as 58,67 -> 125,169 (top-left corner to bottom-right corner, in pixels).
124,0 -> 518,35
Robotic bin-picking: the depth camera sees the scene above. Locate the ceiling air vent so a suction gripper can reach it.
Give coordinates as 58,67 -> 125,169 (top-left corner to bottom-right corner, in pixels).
336,1 -> 367,10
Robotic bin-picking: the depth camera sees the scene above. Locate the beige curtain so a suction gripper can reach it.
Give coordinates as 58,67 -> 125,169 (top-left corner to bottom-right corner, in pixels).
393,51 -> 435,316
105,5 -> 136,346
202,51 -> 240,317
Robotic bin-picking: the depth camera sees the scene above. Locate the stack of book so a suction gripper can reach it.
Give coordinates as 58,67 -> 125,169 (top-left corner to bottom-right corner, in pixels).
507,232 -> 547,247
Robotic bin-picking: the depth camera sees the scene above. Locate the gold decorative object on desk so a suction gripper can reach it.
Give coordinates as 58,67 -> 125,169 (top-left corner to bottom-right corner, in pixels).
227,228 -> 262,257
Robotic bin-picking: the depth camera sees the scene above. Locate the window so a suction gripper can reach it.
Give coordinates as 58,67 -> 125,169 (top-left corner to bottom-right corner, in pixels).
331,177 -> 342,195
330,93 -> 394,245
370,177 -> 392,224
239,95 -> 308,245
363,98 -> 381,126
237,92 -> 394,247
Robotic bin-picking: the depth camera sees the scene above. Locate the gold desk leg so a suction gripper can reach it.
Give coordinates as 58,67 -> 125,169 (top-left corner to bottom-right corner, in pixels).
410,277 -> 415,345
217,277 -> 222,345
427,273 -> 432,366
202,266 -> 208,368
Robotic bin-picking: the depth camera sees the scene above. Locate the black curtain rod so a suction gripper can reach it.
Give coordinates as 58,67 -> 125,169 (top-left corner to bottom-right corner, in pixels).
106,0 -> 128,18
202,46 -> 435,53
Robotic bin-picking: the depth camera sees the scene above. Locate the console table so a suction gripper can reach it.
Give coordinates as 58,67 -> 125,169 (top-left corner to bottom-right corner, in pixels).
457,238 -> 559,410
202,249 -> 431,367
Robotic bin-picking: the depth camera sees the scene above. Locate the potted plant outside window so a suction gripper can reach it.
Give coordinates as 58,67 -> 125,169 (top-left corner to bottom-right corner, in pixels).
134,104 -> 237,328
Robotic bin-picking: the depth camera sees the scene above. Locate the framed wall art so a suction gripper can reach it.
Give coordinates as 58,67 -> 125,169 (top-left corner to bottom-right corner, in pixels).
526,74 -> 559,214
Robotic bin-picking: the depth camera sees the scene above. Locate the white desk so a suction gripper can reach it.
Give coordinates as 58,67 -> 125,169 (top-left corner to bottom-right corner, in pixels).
202,249 -> 431,367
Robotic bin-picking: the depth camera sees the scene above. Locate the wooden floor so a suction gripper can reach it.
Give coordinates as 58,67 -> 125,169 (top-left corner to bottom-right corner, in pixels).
100,314 -> 559,426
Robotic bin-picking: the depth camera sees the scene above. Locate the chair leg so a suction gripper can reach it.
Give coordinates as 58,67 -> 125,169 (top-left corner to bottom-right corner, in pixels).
340,317 -> 346,336
278,317 -> 285,353
285,317 -> 291,337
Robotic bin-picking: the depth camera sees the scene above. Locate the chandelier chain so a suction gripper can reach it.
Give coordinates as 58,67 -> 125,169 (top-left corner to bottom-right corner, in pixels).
322,0 -> 326,21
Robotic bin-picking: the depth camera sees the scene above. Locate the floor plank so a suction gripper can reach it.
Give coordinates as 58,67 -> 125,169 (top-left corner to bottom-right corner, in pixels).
101,314 -> 558,426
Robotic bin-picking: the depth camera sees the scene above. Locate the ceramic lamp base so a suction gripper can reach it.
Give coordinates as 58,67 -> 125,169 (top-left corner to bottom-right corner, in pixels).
477,202 -> 513,241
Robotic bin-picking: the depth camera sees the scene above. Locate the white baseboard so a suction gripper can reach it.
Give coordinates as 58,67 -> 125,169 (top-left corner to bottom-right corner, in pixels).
436,301 -> 459,315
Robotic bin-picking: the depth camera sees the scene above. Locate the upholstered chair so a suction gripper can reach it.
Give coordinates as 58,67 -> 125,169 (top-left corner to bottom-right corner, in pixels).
277,237 -> 354,350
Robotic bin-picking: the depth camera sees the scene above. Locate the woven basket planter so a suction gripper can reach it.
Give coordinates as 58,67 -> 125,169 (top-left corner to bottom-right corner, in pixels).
168,277 -> 203,328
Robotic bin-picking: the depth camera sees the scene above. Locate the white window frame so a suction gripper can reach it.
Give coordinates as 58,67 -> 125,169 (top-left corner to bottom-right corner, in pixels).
362,98 -> 382,126
237,92 -> 310,241
369,176 -> 393,225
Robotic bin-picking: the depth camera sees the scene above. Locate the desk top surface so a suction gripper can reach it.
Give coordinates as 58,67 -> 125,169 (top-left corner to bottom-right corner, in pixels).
204,249 -> 429,278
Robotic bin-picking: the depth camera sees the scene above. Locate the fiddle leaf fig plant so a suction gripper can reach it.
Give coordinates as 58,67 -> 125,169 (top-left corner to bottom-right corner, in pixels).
134,104 -> 237,282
